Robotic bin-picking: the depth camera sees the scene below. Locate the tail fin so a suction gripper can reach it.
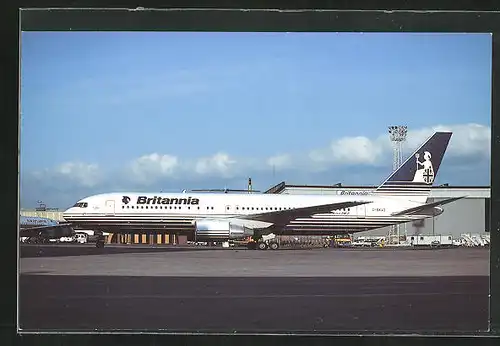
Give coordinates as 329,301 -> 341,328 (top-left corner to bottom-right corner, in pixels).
375,132 -> 452,200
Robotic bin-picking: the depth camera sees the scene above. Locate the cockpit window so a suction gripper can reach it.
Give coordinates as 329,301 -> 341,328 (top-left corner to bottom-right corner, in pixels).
72,202 -> 88,208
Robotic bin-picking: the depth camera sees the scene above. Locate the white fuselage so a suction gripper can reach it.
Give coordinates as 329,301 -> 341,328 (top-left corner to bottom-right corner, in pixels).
62,192 -> 438,235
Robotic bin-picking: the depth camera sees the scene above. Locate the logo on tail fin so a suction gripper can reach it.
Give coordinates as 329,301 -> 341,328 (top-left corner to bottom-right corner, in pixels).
412,151 -> 435,184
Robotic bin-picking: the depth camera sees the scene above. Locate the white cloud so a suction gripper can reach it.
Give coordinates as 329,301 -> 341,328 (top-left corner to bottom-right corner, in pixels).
194,152 -> 237,177
404,123 -> 490,159
55,161 -> 101,187
331,136 -> 386,165
23,123 -> 490,199
26,161 -> 102,197
130,153 -> 179,185
308,123 -> 490,169
309,135 -> 390,168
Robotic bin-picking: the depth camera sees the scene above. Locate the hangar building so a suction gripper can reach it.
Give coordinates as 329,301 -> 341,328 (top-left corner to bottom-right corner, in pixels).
265,182 -> 491,238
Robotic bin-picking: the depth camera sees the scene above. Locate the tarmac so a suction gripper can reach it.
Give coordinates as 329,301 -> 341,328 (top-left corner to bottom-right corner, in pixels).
18,244 -> 490,334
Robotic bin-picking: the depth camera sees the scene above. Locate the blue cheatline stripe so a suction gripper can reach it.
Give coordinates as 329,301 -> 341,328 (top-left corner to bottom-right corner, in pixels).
383,181 -> 431,185
379,190 -> 430,192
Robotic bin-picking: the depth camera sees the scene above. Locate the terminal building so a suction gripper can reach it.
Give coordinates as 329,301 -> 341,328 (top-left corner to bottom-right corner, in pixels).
264,182 -> 491,238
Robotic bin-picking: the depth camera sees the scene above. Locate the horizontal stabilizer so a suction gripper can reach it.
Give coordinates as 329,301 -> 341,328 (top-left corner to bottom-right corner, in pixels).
245,201 -> 372,227
391,196 -> 465,216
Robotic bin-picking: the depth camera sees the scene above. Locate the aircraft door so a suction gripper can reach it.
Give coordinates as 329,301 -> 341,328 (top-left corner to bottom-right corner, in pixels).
356,204 -> 366,218
105,200 -> 115,215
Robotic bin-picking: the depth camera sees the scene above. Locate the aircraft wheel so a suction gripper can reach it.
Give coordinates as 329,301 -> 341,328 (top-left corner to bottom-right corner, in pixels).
95,241 -> 105,248
258,242 -> 267,250
269,242 -> 279,250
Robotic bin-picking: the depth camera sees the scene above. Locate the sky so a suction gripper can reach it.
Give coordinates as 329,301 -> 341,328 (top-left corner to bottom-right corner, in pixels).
20,32 -> 492,209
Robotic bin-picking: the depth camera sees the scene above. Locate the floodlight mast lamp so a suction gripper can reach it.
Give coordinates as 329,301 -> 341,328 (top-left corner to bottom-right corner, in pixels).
388,126 -> 408,244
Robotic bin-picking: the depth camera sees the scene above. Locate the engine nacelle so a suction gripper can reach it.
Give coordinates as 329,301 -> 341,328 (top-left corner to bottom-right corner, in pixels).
195,220 -> 254,241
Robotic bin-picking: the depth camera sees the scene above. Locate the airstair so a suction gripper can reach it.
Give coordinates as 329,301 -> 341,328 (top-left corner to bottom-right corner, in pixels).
460,233 -> 477,247
460,233 -> 489,247
471,234 -> 485,246
482,234 -> 490,245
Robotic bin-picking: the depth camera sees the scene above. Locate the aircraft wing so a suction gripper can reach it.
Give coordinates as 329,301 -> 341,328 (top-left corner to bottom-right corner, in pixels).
19,223 -> 74,237
242,201 -> 372,228
391,196 -> 465,216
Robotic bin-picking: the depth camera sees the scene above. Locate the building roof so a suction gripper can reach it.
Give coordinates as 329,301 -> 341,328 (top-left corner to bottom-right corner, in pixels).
264,181 -> 490,198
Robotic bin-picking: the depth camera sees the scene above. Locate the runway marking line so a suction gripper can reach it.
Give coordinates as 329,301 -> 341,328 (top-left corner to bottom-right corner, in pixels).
46,291 -> 484,300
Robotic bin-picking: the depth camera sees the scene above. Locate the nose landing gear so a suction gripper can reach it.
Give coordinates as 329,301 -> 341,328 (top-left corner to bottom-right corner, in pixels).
95,231 -> 105,248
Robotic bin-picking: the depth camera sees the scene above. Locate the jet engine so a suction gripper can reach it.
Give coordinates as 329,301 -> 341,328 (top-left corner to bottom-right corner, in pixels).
195,220 -> 254,241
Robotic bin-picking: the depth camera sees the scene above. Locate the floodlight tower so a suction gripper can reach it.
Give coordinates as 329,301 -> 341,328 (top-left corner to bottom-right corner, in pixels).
388,125 -> 408,244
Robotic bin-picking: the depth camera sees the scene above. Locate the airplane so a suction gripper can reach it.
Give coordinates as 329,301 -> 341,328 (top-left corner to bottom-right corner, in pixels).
19,215 -> 74,241
62,131 -> 462,249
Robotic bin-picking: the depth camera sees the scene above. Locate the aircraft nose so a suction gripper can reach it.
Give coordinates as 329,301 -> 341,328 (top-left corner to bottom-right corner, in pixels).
62,208 -> 73,218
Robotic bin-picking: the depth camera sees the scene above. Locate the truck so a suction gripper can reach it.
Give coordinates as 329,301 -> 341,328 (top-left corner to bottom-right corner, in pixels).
408,235 -> 453,247
247,233 -> 280,250
73,229 -> 107,248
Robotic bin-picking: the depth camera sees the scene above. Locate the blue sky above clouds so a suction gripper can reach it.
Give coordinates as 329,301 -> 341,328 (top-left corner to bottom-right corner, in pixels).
20,32 -> 492,209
